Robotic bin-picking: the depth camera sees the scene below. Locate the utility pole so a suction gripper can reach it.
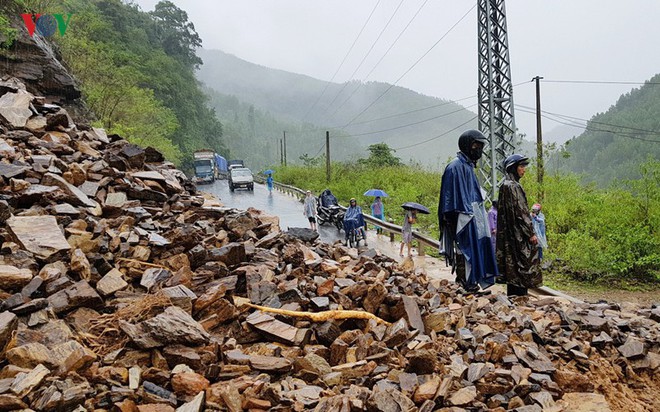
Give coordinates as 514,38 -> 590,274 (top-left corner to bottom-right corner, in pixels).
325,131 -> 330,183
280,138 -> 283,165
283,131 -> 287,166
533,75 -> 544,201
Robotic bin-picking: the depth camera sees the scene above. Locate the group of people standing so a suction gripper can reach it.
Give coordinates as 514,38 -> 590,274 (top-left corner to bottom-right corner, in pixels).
439,129 -> 547,296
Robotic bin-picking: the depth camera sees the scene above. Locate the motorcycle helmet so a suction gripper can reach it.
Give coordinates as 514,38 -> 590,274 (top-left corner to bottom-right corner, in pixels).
503,154 -> 529,172
458,130 -> 488,161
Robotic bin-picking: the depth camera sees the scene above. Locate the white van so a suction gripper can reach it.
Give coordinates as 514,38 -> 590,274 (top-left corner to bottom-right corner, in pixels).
229,167 -> 254,191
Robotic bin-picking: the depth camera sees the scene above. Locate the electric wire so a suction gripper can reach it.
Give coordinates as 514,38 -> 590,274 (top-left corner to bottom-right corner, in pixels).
299,0 -> 383,123
344,103 -> 477,138
345,94 -> 475,127
516,103 -> 660,136
392,115 -> 478,150
322,0 -> 430,123
340,4 -> 477,129
515,106 -> 660,143
541,79 -> 660,86
320,0 -> 407,115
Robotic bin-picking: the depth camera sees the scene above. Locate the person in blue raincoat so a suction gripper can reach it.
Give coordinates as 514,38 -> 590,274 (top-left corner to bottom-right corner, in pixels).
266,173 -> 274,193
438,130 -> 499,292
371,196 -> 385,234
531,203 -> 548,261
343,198 -> 367,246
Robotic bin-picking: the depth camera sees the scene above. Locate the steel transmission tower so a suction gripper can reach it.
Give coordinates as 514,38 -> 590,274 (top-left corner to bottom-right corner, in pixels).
477,0 -> 518,199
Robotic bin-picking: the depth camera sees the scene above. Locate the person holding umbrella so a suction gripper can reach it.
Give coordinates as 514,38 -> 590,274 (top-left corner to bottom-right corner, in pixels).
399,202 -> 429,257
399,209 -> 416,257
265,170 -> 274,193
364,189 -> 388,235
438,130 -> 498,292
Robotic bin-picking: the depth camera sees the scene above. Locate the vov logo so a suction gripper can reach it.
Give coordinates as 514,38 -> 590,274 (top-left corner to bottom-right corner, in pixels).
21,14 -> 73,37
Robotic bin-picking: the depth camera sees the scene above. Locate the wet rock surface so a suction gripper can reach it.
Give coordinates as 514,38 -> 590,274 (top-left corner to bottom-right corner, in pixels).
0,79 -> 658,412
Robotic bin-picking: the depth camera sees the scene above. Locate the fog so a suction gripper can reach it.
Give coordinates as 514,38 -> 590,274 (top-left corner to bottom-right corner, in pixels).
134,0 -> 660,142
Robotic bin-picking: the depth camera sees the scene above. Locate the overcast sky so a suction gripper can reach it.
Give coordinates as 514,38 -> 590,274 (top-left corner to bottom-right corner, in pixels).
134,0 -> 660,140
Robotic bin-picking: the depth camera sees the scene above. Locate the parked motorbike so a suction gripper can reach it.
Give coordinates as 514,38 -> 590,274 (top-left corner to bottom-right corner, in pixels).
317,204 -> 343,232
317,189 -> 344,232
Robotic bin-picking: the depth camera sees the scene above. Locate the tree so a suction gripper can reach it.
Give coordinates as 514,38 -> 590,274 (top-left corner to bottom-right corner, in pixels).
149,0 -> 202,69
359,143 -> 401,167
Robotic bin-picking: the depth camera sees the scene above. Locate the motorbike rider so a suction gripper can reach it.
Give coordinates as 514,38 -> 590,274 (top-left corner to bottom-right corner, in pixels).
343,198 -> 367,246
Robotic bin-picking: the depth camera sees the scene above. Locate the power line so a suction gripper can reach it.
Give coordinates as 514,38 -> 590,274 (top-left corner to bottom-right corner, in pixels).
344,103 -> 477,138
541,79 -> 660,86
321,0 -> 407,115
392,116 -> 478,150
299,0 -> 383,123
290,67 -> 530,135
516,103 -> 660,137
322,0 -> 430,123
345,94 -> 476,127
340,4 -> 477,129
515,106 -> 660,143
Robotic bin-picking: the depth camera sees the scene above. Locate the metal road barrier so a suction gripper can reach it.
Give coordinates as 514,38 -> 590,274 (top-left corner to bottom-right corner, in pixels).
253,179 -> 582,303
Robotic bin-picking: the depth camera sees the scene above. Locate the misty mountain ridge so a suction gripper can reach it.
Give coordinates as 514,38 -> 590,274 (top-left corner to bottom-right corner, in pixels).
197,49 -> 658,185
543,124 -> 586,145
197,48 -> 478,169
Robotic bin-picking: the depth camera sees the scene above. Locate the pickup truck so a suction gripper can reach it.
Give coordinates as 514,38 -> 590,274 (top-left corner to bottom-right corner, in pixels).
229,167 -> 254,191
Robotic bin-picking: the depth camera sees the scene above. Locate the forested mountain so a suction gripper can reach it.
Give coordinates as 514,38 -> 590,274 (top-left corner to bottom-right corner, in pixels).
1,0 -> 228,168
197,49 -> 478,169
555,74 -> 660,186
204,87 -> 363,170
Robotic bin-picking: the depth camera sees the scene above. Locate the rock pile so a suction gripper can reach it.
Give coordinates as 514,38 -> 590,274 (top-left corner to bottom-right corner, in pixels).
0,77 -> 658,412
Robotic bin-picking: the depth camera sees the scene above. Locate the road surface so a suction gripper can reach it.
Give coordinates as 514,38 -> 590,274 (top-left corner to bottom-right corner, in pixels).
197,179 -> 457,283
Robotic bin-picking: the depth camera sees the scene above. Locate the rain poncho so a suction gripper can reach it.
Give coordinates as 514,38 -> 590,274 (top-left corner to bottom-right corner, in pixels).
496,171 -> 542,289
532,211 -> 548,249
343,205 -> 365,234
319,190 -> 338,207
371,200 -> 384,230
266,175 -> 274,191
303,196 -> 317,218
439,152 -> 498,289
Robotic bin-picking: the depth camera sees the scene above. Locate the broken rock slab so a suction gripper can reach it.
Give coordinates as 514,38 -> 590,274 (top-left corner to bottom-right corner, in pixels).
140,306 -> 210,346
0,265 -> 33,291
246,311 -> 311,346
6,215 -> 71,260
0,90 -> 32,128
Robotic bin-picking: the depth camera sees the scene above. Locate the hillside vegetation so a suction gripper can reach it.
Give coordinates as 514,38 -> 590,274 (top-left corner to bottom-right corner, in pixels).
2,0 -> 228,167
554,73 -> 660,186
204,87 -> 364,169
276,152 -> 660,289
198,49 -> 478,169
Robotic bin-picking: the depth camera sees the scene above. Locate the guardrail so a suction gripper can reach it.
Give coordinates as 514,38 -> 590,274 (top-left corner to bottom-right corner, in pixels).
255,179 -> 582,303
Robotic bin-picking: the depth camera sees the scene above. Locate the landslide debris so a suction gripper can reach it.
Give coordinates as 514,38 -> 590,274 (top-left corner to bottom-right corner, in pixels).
0,78 -> 658,412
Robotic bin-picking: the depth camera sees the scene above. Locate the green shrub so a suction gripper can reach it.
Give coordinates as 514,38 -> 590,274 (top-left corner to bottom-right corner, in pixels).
279,159 -> 660,286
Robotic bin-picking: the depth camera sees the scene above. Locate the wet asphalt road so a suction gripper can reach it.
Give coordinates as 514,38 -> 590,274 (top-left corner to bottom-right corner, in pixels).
200,179 -> 343,244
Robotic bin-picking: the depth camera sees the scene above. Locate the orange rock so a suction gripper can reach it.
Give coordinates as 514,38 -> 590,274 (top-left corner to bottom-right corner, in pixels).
171,372 -> 210,397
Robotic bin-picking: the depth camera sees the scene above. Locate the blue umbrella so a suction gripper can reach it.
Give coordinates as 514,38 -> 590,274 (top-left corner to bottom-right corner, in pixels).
363,189 -> 389,197
263,169 -> 275,175
401,202 -> 430,214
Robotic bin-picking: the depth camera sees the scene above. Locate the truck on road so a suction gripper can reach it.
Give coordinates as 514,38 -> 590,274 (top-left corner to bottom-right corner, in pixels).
228,159 -> 245,171
214,153 -> 228,179
193,150 -> 217,184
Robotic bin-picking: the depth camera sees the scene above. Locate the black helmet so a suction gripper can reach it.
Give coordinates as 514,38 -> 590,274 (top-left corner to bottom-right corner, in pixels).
504,154 -> 530,171
458,129 -> 488,152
